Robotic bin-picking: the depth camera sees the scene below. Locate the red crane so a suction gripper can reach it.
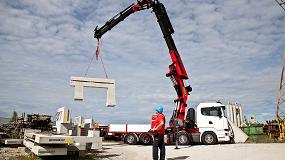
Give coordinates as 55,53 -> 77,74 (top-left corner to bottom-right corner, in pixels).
94,0 -> 192,128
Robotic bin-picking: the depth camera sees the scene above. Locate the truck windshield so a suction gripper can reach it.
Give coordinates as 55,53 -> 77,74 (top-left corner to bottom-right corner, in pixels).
201,107 -> 222,117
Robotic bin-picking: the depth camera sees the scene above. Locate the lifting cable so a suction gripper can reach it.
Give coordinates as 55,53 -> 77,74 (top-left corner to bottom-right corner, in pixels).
84,39 -> 109,78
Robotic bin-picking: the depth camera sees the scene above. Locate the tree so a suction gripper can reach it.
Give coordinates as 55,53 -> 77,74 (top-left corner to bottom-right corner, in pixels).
10,111 -> 18,122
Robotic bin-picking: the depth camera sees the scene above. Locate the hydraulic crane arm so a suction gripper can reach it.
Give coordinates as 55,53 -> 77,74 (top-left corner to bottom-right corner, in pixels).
94,0 -> 192,127
94,0 -> 151,39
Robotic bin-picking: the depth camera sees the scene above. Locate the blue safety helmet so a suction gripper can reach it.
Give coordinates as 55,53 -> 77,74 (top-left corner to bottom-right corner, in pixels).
156,104 -> 163,113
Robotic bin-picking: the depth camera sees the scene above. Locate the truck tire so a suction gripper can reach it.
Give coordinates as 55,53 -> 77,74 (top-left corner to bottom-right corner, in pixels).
201,132 -> 217,145
139,133 -> 152,145
125,133 -> 138,145
177,131 -> 190,145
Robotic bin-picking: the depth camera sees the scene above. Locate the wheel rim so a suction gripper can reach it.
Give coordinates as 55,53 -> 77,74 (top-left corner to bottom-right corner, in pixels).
205,134 -> 214,144
142,136 -> 150,143
127,135 -> 134,143
179,135 -> 188,144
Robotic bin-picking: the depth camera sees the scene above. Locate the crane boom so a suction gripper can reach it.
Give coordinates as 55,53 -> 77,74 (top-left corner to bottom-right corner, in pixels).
94,0 -> 192,127
276,51 -> 285,140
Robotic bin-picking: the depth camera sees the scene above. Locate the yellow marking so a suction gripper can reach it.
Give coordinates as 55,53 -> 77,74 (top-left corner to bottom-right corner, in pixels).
65,137 -> 72,143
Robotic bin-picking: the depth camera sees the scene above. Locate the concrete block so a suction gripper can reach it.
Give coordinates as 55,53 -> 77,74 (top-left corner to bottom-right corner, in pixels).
84,119 -> 93,128
56,107 -> 71,134
91,141 -> 102,150
70,76 -> 116,107
74,116 -> 84,127
74,143 -> 86,150
68,130 -> 73,136
32,145 -> 67,156
88,130 -> 100,137
3,139 -> 23,145
23,139 -> 35,149
24,129 -> 41,134
74,82 -> 84,100
56,106 -> 71,123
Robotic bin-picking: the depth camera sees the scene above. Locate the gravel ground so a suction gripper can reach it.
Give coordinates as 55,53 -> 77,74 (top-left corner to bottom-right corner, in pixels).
1,143 -> 284,160
101,142 -> 285,160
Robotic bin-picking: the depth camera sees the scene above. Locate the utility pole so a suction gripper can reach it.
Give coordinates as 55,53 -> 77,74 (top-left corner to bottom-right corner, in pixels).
276,51 -> 285,141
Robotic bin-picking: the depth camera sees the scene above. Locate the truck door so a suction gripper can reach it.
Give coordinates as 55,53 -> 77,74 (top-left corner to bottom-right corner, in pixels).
198,107 -> 225,131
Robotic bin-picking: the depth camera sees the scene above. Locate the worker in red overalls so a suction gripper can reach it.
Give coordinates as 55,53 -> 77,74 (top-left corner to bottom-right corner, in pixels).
151,104 -> 165,160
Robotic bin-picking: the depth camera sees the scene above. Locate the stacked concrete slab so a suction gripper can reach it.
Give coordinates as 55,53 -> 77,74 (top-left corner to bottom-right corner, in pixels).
23,106 -> 102,156
23,130 -> 102,156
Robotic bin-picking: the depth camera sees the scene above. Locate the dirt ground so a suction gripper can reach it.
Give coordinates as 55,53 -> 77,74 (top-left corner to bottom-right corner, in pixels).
101,142 -> 285,160
0,142 -> 284,160
0,147 -> 28,160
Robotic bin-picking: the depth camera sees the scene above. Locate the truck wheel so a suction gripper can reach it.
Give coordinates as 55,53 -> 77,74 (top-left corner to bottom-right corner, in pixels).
201,132 -> 217,145
125,133 -> 138,145
140,133 -> 152,145
177,131 -> 190,145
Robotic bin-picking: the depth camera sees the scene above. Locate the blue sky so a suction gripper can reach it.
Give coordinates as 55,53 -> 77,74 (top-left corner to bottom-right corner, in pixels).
0,0 -> 284,124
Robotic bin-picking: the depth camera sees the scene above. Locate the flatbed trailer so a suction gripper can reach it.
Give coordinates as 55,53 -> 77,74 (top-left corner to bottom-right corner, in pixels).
106,124 -> 201,145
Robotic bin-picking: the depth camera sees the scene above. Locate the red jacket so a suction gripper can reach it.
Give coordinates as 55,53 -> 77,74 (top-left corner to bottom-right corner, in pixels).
151,113 -> 165,135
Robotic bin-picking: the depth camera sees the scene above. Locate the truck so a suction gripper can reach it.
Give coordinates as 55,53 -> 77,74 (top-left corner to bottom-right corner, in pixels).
94,0 -> 233,146
104,102 -> 232,145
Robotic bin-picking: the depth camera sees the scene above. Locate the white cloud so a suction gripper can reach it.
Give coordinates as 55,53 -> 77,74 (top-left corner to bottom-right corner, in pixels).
0,0 -> 284,124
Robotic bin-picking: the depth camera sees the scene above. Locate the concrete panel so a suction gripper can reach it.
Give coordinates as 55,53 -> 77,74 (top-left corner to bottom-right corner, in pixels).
32,145 -> 67,156
229,105 -> 233,123
3,139 -> 23,145
23,139 -> 35,149
228,120 -> 248,143
236,105 -> 241,127
70,76 -> 116,107
24,139 -> 67,156
239,105 -> 244,124
233,105 -> 237,125
226,105 -> 230,120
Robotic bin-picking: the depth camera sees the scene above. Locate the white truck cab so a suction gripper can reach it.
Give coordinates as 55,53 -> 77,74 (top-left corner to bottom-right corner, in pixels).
196,102 -> 231,144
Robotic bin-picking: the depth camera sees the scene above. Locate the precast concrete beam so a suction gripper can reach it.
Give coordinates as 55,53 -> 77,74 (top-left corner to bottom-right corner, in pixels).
70,76 -> 116,107
233,104 -> 237,125
236,105 -> 241,127
226,104 -> 231,120
239,104 -> 244,124
229,104 -> 234,122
